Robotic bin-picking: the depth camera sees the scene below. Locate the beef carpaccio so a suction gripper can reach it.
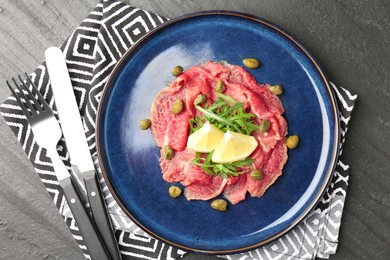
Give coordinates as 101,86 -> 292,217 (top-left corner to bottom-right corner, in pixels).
150,61 -> 288,205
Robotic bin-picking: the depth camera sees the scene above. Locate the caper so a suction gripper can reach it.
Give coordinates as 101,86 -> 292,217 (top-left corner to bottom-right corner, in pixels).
171,65 -> 183,77
194,94 -> 207,105
215,79 -> 225,93
242,58 -> 260,69
169,186 -> 182,198
259,119 -> 270,133
162,145 -> 174,160
138,119 -> 151,130
211,199 -> 227,211
171,99 -> 184,114
286,135 -> 300,149
269,84 -> 283,95
250,169 -> 263,180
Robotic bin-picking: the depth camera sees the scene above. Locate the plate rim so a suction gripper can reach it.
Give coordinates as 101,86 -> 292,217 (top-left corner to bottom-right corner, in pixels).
96,10 -> 341,254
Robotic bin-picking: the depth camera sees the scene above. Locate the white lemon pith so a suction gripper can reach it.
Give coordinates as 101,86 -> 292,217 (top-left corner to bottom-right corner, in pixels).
187,122 -> 258,163
186,122 -> 225,153
211,130 -> 258,163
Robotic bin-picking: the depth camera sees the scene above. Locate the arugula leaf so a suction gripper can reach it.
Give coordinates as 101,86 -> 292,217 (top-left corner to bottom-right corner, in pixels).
215,92 -> 237,104
191,151 -> 254,179
189,116 -> 204,134
188,93 -> 258,177
195,105 -> 242,133
192,93 -> 259,135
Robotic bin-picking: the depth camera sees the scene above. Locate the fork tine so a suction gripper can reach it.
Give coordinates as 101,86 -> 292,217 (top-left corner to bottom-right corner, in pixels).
12,78 -> 36,116
24,73 -> 50,111
18,75 -> 45,114
6,80 -> 31,118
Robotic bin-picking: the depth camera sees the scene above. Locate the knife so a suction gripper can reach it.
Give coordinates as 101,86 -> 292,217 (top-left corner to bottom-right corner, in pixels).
45,46 -> 122,260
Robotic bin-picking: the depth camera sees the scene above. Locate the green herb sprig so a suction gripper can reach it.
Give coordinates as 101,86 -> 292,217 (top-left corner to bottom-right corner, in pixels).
191,151 -> 254,179
190,93 -> 259,135
189,93 -> 258,178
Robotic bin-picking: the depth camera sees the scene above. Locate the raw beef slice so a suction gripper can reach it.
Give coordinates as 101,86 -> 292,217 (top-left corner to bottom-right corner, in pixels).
150,61 -> 288,204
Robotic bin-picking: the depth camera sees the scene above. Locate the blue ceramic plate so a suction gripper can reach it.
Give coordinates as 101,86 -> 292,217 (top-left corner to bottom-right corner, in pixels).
97,11 -> 340,254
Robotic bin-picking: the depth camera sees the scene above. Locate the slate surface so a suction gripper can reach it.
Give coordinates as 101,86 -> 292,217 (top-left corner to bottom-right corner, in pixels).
0,1 -> 389,259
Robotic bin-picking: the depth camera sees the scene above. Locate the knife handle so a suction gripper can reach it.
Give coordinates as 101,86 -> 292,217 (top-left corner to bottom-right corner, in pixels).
59,177 -> 112,260
84,170 -> 122,260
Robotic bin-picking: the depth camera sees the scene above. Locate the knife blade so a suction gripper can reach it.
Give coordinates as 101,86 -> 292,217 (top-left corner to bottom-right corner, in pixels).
45,46 -> 122,260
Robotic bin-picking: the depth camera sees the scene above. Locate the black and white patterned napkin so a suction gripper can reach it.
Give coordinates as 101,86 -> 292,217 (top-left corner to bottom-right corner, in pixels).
0,0 -> 357,259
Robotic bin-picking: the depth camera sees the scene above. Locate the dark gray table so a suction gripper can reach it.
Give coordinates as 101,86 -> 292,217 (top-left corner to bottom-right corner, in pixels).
0,0 -> 389,259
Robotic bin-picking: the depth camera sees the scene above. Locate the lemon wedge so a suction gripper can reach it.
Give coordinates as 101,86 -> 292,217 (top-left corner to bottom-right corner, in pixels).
212,130 -> 258,163
187,122 -> 225,153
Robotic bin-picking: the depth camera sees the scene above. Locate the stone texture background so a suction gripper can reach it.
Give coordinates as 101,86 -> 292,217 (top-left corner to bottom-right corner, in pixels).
0,0 -> 389,259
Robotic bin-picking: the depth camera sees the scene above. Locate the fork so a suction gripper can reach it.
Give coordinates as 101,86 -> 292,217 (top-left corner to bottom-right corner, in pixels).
7,74 -> 112,260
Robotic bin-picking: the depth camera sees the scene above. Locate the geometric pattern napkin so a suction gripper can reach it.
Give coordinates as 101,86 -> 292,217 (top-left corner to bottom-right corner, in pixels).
0,0 -> 357,259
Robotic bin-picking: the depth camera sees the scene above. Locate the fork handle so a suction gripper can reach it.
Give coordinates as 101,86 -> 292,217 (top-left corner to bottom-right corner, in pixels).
48,147 -> 73,183
60,177 -> 112,260
48,149 -> 111,260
